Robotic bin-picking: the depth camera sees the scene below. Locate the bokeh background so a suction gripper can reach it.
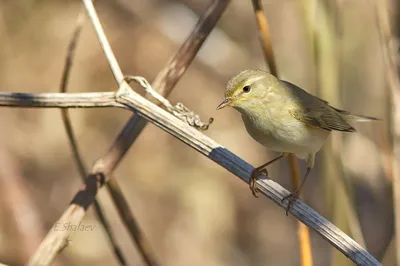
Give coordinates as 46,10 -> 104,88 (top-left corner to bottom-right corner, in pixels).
0,0 -> 395,265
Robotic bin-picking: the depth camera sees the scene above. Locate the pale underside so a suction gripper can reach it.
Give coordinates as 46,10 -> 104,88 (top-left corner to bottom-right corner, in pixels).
241,111 -> 330,168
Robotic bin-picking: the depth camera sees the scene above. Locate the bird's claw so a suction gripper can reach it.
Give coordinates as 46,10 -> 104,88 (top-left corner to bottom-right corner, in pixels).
249,168 -> 268,198
281,192 -> 299,216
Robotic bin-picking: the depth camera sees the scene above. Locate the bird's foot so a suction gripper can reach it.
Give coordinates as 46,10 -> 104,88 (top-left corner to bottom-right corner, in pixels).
249,168 -> 268,197
281,191 -> 299,216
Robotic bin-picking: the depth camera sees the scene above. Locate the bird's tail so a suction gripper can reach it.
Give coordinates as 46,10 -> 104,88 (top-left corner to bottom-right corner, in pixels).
330,106 -> 379,122
342,113 -> 379,122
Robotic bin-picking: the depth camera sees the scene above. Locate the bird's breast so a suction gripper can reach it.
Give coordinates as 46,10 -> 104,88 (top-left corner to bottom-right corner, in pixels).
240,109 -> 329,158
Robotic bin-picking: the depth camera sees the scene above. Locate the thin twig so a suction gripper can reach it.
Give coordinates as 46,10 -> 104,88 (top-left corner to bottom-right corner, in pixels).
1,82 -> 380,265
250,0 -> 314,265
250,0 -> 278,75
106,179 -> 159,266
288,155 -> 314,265
59,9 -> 127,266
82,0 -> 123,82
60,7 -> 87,181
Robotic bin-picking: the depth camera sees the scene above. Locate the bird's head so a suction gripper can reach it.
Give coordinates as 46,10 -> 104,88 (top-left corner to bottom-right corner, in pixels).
216,69 -> 280,112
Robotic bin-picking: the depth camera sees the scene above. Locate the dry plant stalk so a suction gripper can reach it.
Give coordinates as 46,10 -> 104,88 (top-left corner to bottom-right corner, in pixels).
250,0 -> 314,265
59,9 -> 127,266
374,0 -> 400,265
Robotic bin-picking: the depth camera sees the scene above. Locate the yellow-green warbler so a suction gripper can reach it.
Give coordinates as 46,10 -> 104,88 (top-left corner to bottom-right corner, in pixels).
217,69 -> 377,212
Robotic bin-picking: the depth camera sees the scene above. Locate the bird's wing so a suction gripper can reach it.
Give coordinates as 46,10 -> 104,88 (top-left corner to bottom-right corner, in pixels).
289,106 -> 356,132
280,80 -> 356,132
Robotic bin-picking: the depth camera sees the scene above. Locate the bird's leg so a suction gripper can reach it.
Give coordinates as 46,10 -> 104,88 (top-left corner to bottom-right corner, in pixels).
281,167 -> 312,215
250,153 -> 286,197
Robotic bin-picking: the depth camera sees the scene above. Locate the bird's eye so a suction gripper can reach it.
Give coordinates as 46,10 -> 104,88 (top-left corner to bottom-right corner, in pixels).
243,85 -> 251,93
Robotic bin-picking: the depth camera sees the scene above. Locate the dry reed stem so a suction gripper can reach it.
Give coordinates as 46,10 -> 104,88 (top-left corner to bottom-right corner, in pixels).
250,0 -> 314,265
106,178 -> 157,264
374,0 -> 400,265
59,9 -> 127,265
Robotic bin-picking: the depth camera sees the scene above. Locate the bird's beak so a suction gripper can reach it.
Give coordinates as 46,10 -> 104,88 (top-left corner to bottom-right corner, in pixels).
216,98 -> 232,110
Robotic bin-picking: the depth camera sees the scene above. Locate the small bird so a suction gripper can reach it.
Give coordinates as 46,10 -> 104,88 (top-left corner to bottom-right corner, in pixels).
217,69 -> 377,213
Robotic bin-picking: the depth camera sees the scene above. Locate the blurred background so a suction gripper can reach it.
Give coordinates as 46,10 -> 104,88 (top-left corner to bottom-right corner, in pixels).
0,0 -> 394,265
